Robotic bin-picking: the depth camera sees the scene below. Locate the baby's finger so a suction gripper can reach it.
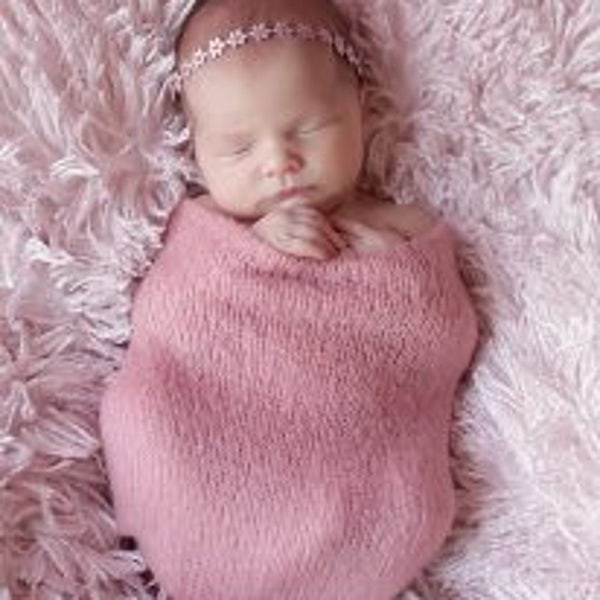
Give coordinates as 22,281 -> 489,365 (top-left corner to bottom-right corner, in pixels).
283,237 -> 331,261
329,217 -> 372,244
330,215 -> 369,234
290,212 -> 347,251
285,225 -> 339,260
331,216 -> 404,252
332,217 -> 396,241
319,219 -> 348,250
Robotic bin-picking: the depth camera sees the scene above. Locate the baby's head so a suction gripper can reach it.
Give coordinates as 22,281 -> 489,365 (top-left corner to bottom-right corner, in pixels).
174,0 -> 366,220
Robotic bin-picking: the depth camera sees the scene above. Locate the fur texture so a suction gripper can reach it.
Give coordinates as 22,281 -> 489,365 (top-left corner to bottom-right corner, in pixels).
1,0 -> 599,598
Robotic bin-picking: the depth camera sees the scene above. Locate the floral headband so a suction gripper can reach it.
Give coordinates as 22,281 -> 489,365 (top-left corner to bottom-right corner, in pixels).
171,21 -> 365,94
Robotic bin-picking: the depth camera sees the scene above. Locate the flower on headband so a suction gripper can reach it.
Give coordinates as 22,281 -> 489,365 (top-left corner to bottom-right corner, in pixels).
249,23 -> 271,41
346,46 -> 360,68
227,28 -> 247,48
317,27 -> 333,46
297,24 -> 316,41
193,50 -> 208,67
172,21 -> 366,93
273,22 -> 293,37
209,37 -> 227,59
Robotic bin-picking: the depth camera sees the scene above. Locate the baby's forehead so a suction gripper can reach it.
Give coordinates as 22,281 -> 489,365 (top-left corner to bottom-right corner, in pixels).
186,43 -> 343,133
176,0 -> 358,129
194,40 -> 339,91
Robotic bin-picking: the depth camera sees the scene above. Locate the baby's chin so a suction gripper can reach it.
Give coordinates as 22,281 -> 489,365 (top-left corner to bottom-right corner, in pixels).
207,187 -> 356,221
257,189 -> 353,216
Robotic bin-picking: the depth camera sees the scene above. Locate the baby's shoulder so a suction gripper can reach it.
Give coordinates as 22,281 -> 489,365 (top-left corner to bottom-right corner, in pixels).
356,197 -> 441,239
381,201 -> 441,239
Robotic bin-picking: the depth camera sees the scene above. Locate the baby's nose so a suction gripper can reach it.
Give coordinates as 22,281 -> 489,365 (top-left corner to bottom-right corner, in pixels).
261,142 -> 303,178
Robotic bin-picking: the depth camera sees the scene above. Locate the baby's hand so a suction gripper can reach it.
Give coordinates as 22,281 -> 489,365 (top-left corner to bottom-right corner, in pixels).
252,197 -> 347,260
329,215 -> 404,254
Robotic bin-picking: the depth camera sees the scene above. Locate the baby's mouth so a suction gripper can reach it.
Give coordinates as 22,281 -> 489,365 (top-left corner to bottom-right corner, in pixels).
259,186 -> 314,210
258,186 -> 318,213
276,186 -> 314,201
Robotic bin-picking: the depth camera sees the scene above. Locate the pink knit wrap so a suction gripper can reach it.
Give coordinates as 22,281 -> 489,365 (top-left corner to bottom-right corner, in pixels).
100,199 -> 478,599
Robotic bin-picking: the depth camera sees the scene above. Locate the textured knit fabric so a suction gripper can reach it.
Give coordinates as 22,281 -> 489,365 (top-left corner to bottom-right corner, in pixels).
100,198 -> 479,600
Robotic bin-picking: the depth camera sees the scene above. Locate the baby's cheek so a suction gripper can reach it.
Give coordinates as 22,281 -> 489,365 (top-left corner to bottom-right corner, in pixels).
320,136 -> 363,190
204,164 -> 262,218
200,158 -> 233,193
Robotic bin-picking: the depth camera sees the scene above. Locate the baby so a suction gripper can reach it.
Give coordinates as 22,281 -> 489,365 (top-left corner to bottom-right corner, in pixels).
100,0 -> 479,598
175,0 -> 439,258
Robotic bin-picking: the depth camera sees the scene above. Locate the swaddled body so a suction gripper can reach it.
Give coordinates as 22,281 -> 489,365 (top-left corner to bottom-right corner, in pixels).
100,199 -> 478,599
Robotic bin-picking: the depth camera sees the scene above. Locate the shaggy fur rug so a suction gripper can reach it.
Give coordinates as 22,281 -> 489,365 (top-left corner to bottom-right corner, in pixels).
1,0 -> 599,598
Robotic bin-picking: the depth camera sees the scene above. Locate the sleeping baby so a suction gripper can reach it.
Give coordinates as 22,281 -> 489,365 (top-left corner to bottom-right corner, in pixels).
99,0 -> 480,598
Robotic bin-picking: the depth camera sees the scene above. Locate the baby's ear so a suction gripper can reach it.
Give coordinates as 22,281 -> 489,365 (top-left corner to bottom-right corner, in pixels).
358,86 -> 370,124
179,89 -> 191,119
355,81 -> 365,106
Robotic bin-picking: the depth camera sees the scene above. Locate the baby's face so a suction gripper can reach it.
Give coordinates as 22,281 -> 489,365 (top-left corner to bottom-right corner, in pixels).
183,42 -> 364,219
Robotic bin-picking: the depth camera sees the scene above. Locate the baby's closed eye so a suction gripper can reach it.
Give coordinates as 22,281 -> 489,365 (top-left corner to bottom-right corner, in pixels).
228,143 -> 254,157
219,141 -> 254,159
296,116 -> 340,136
215,115 -> 341,159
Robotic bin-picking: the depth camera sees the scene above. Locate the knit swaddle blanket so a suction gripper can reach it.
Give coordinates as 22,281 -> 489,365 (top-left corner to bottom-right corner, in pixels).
100,198 -> 478,600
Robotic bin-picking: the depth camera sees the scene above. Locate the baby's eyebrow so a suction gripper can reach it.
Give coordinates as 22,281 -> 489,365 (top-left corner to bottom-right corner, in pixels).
205,111 -> 331,143
220,130 -> 253,141
201,129 -> 252,145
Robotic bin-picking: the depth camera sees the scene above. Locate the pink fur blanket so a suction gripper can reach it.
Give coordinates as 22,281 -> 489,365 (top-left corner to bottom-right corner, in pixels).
99,199 -> 478,599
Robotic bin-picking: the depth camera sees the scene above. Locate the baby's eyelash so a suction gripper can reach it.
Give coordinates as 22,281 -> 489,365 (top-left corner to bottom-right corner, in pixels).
298,124 -> 324,135
298,121 -> 327,133
297,117 -> 338,136
223,143 -> 253,158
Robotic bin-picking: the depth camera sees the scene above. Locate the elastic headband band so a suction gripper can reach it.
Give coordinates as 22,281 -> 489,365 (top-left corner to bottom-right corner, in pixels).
171,21 -> 365,94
